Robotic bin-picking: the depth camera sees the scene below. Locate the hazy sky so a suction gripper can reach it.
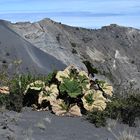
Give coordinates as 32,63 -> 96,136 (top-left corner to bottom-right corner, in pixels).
0,0 -> 140,28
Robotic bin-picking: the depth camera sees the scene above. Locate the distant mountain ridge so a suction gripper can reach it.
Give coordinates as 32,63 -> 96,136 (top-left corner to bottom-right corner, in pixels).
1,18 -> 140,94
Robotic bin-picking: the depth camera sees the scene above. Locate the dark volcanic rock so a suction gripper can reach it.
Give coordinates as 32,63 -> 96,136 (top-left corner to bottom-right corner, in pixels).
0,20 -> 66,75
0,109 -> 139,140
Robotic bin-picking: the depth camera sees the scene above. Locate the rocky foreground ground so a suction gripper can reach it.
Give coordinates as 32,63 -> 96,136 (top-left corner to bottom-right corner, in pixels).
0,108 -> 139,140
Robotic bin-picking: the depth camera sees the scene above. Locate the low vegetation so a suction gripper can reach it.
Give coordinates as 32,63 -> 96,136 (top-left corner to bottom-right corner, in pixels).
87,93 -> 140,127
0,65 -> 139,128
23,65 -> 113,116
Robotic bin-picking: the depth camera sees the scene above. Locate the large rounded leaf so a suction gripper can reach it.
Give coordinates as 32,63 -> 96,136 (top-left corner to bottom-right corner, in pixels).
67,104 -> 82,117
99,82 -> 113,97
51,99 -> 68,116
38,84 -> 59,104
24,80 -> 45,95
82,90 -> 107,111
59,78 -> 82,98
56,71 -> 69,83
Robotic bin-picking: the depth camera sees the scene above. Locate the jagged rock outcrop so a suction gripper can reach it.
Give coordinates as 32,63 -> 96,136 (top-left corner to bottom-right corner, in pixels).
1,18 -> 140,94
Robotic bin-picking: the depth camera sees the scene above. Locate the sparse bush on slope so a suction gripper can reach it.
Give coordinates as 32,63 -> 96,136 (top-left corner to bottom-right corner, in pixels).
87,94 -> 140,127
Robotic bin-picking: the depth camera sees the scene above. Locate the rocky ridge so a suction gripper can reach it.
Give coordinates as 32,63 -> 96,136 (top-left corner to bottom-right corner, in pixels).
0,20 -> 66,75
1,18 -> 140,94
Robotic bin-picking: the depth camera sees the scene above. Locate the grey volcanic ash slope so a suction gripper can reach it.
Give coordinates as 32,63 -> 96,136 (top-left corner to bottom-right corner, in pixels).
4,18 -> 140,92
0,20 -> 66,74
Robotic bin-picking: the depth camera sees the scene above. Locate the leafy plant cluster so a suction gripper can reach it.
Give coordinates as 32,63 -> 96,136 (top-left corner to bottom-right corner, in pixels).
23,65 -> 113,116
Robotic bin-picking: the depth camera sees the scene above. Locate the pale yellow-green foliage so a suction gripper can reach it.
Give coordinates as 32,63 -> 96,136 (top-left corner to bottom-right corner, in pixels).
23,65 -> 113,116
100,82 -> 113,97
82,90 -> 107,111
24,80 -> 45,95
51,99 -> 82,116
38,84 -> 59,104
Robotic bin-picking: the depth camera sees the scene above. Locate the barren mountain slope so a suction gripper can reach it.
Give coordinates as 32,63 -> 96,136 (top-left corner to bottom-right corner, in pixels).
7,18 -> 140,93
0,20 -> 66,75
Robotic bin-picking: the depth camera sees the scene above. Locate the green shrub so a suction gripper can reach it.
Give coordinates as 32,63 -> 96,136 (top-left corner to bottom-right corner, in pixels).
0,94 -> 9,107
0,73 -> 51,111
2,74 -> 38,112
87,94 -> 140,127
6,93 -> 23,112
87,109 -> 107,127
44,71 -> 57,85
